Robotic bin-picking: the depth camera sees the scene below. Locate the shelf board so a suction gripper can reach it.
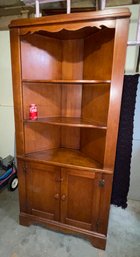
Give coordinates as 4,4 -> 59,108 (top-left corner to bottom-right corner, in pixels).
20,148 -> 104,172
22,79 -> 111,84
24,117 -> 107,129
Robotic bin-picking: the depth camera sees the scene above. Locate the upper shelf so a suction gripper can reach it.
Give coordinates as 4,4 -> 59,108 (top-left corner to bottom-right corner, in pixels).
22,79 -> 111,84
24,117 -> 107,130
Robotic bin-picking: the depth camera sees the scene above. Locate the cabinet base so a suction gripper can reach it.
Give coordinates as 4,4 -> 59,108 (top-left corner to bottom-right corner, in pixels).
19,212 -> 106,250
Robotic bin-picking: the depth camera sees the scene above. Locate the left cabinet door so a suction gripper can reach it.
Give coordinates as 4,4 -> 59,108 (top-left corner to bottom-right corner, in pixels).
25,162 -> 61,221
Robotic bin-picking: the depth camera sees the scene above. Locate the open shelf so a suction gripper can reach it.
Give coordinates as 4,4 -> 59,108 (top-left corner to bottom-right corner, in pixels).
21,148 -> 104,172
24,117 -> 107,130
22,79 -> 111,84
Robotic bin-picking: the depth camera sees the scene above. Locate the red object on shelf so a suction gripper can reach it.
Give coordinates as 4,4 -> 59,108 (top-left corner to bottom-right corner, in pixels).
29,104 -> 38,120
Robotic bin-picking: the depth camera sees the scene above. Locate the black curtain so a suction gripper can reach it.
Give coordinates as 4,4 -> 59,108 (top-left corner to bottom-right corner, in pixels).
111,74 -> 139,208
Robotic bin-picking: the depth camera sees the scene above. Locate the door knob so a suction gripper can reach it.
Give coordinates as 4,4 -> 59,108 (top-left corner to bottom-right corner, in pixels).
61,194 -> 66,201
54,193 -> 59,199
55,177 -> 64,182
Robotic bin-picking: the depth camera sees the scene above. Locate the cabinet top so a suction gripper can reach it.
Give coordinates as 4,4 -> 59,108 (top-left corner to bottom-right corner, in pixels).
9,8 -> 130,29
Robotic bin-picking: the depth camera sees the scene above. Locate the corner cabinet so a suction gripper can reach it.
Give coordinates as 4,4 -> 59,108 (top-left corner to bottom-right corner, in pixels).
9,9 -> 130,249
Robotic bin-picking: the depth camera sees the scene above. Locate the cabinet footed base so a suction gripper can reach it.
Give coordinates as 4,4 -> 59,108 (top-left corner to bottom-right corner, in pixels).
19,212 -> 106,250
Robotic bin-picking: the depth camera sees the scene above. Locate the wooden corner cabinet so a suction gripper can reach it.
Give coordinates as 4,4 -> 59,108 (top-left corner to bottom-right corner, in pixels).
9,8 -> 130,250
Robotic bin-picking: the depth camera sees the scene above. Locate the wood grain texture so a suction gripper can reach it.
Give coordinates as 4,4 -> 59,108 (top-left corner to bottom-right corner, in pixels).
60,127 -> 80,150
103,18 -> 130,170
25,162 -> 61,221
61,84 -> 82,117
62,39 -> 83,80
16,160 -> 27,212
97,174 -> 113,235
10,28 -> 25,155
19,211 -> 107,249
24,117 -> 107,129
23,83 -> 61,119
83,28 -> 115,80
9,8 -> 130,28
24,124 -> 60,153
60,168 -> 101,230
22,79 -> 111,84
23,148 -> 102,171
10,9 -> 130,250
81,128 -> 106,165
21,34 -> 62,80
82,84 -> 110,124
61,40 -> 83,117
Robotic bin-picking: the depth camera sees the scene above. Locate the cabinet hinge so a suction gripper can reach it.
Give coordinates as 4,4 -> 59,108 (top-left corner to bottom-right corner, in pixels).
98,179 -> 105,187
96,219 -> 100,231
23,163 -> 27,172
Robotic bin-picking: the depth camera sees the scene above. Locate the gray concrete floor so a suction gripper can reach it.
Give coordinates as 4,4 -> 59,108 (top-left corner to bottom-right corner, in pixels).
0,189 -> 140,257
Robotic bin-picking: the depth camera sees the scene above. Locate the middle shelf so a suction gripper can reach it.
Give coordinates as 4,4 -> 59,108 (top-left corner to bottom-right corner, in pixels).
22,79 -> 111,85
24,117 -> 107,129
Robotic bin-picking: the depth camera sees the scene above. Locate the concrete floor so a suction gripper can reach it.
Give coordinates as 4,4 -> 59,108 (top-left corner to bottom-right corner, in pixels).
0,189 -> 140,257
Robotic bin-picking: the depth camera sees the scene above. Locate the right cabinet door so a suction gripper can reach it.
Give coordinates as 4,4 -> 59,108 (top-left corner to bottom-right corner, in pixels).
60,168 -> 102,231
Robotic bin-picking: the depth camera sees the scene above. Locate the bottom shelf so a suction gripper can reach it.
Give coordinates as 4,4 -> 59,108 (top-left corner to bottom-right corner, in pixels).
22,148 -> 103,171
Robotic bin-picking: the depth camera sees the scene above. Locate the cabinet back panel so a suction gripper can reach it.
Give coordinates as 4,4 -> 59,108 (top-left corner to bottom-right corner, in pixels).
81,84 -> 110,124
24,124 -> 60,153
61,84 -> 82,118
61,127 -> 80,150
83,28 -> 115,80
21,34 -> 62,80
23,83 -> 61,119
81,128 -> 106,165
62,39 -> 84,80
61,39 -> 83,118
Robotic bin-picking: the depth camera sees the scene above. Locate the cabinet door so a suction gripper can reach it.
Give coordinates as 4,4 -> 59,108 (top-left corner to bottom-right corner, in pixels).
60,168 -> 101,231
25,162 -> 61,221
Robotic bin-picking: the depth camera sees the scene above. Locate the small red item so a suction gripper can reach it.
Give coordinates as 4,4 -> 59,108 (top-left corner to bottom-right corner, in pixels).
29,104 -> 38,120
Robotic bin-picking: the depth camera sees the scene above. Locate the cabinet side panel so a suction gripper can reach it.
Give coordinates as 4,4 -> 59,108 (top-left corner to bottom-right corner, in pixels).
80,128 -> 106,165
23,83 -> 61,119
83,28 -> 115,80
10,28 -> 24,155
24,124 -> 60,153
17,160 -> 27,212
81,84 -> 110,124
21,34 -> 62,80
97,174 -> 113,235
104,18 -> 130,170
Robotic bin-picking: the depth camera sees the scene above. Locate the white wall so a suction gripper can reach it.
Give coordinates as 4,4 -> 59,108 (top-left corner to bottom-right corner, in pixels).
128,77 -> 140,200
125,4 -> 140,72
124,5 -> 140,200
0,31 -> 15,157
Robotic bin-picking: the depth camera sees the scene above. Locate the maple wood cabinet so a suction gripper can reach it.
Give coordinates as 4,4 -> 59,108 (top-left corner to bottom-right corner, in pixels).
21,162 -> 102,227
9,8 -> 130,249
